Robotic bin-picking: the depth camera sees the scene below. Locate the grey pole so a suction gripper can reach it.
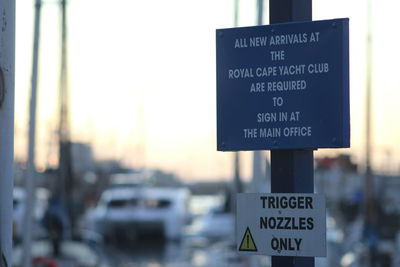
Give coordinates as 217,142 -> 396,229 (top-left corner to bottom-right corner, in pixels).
257,0 -> 264,26
0,0 -> 16,266
364,0 -> 376,266
234,0 -> 239,27
233,0 -> 241,199
252,0 -> 264,194
22,0 -> 42,265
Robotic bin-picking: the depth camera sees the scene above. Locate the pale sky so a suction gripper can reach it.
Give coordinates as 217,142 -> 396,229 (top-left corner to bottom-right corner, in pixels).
14,0 -> 400,181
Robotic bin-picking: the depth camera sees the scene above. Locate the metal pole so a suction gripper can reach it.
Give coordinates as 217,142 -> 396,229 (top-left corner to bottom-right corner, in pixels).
58,0 -> 73,237
59,0 -> 71,196
22,0 -> 42,265
234,0 -> 239,27
252,1 -> 263,195
252,151 -> 263,192
257,0 -> 264,25
233,0 -> 241,198
269,1 -> 313,267
364,0 -> 376,266
365,0 -> 372,179
0,0 -> 15,266
231,0 -> 244,247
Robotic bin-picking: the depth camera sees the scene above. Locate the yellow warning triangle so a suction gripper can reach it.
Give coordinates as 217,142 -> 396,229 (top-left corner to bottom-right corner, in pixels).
239,227 -> 257,251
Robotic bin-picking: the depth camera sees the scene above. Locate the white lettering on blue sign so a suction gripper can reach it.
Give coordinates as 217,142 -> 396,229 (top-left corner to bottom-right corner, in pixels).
217,19 -> 350,150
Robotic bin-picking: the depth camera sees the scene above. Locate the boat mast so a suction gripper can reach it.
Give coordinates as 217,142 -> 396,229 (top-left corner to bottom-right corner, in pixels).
22,0 -> 42,265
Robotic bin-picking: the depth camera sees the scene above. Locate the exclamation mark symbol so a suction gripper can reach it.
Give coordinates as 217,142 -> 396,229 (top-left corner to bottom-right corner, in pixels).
239,227 -> 257,252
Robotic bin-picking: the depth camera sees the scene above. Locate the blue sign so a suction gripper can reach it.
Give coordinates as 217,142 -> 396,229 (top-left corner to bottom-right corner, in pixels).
216,18 -> 349,151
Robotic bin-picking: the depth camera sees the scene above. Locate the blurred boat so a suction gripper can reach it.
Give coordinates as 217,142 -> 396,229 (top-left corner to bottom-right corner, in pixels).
84,184 -> 190,242
187,204 -> 234,241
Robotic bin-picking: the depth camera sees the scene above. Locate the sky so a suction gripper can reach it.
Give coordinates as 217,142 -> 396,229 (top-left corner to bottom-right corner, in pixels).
14,0 -> 400,181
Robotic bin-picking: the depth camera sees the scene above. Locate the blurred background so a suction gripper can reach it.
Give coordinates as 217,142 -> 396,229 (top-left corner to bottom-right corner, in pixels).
11,0 -> 400,266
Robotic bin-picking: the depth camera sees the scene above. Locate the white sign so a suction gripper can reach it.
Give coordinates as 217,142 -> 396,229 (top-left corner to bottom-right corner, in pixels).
236,193 -> 326,257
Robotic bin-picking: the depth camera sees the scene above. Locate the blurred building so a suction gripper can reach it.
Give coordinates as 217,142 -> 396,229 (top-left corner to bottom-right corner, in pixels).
71,142 -> 94,175
315,154 -> 400,246
315,154 -> 358,173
